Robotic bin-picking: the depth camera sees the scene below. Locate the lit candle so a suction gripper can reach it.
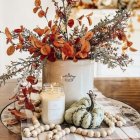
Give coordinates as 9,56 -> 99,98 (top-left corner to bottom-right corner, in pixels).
40,83 -> 65,125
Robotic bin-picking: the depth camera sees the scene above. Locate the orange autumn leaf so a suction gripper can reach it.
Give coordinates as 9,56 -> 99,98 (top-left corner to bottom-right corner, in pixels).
80,38 -> 90,52
35,0 -> 41,7
16,44 -> 23,50
51,25 -> 58,34
84,31 -> 94,40
44,27 -> 50,34
129,47 -> 137,52
33,27 -> 44,36
127,41 -> 133,47
53,40 -> 64,48
77,15 -> 84,26
35,40 -> 44,48
48,20 -> 52,28
87,16 -> 92,26
78,15 -> 84,20
5,27 -> 12,40
38,10 -> 45,18
30,36 -> 36,47
86,12 -> 93,17
122,45 -> 128,51
62,42 -> 74,57
19,34 -> 24,44
33,7 -> 40,13
76,51 -> 88,59
41,44 -> 51,55
7,45 -> 15,56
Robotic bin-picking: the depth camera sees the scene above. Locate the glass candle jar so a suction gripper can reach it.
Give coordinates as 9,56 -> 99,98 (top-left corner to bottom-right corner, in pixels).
40,83 -> 65,125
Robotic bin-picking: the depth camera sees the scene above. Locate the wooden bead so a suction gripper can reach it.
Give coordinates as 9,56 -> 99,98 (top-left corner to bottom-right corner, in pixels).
57,132 -> 63,137
100,130 -> 107,138
119,117 -> 126,124
53,129 -> 58,134
44,125 -> 50,130
116,121 -> 123,127
55,125 -> 62,131
46,134 -> 53,140
50,123 -> 55,129
87,130 -> 94,137
29,126 -> 34,131
34,123 -> 40,128
76,128 -> 82,135
53,134 -> 60,140
23,128 -> 30,133
24,131 -> 32,138
32,130 -> 38,137
112,118 -> 117,123
36,128 -> 41,134
107,129 -> 113,136
70,126 -> 76,133
61,130 -> 66,136
47,131 -> 54,136
109,122 -> 115,127
64,128 -> 70,134
39,126 -> 45,132
81,129 -> 88,136
94,131 -> 101,138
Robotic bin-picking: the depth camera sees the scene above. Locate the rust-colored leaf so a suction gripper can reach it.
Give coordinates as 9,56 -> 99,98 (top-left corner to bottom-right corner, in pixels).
5,27 -> 12,40
127,41 -> 133,47
35,0 -> 41,7
9,109 -> 27,120
28,47 -> 38,54
16,44 -> 23,50
68,19 -> 74,28
7,45 -> 15,56
26,76 -> 37,85
48,20 -> 52,28
33,27 -> 44,36
19,34 -> 24,44
53,40 -> 64,48
129,47 -> 138,52
51,25 -> 58,34
87,16 -> 92,26
6,119 -> 19,126
62,42 -> 74,57
46,7 -> 49,14
78,15 -> 84,20
84,31 -> 94,40
86,12 -> 93,17
25,98 -> 35,111
38,10 -> 45,18
122,45 -> 128,51
41,44 -> 51,55
33,7 -> 40,13
35,40 -> 44,48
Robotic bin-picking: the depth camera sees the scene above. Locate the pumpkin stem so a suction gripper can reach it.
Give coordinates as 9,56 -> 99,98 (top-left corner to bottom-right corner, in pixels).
87,90 -> 96,111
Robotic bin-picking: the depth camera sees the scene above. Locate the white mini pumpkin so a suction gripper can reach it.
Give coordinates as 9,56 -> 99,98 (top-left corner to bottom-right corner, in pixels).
65,91 -> 104,129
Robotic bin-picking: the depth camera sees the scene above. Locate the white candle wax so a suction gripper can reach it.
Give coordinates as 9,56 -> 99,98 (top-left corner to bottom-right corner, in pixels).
40,84 -> 65,125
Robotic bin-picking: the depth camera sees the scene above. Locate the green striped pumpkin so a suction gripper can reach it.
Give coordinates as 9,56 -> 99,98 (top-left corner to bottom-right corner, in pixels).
64,91 -> 104,129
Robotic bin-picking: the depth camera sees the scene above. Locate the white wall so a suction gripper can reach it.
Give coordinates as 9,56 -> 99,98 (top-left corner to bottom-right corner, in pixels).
0,0 -> 139,77
0,0 -> 55,75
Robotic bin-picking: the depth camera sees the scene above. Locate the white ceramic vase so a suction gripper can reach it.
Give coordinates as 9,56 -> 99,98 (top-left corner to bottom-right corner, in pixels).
43,60 -> 94,108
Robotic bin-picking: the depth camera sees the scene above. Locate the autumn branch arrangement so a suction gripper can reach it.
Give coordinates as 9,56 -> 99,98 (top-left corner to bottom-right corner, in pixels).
0,0 -> 137,122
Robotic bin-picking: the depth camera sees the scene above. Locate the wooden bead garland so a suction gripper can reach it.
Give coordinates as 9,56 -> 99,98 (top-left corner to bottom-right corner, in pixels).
23,112 -> 126,139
